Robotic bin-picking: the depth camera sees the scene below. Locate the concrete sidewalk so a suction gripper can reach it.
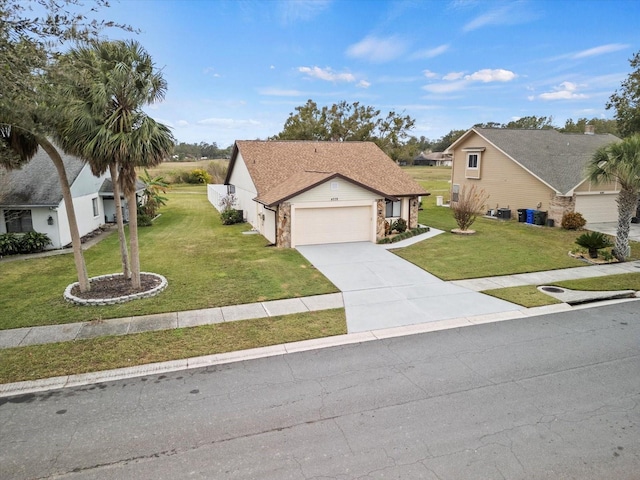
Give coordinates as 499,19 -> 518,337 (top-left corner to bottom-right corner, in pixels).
0,293 -> 343,349
452,259 -> 640,291
2,260 -> 639,350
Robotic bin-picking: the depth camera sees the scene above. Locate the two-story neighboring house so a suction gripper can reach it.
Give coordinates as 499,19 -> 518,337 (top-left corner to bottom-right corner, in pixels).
446,128 -> 621,225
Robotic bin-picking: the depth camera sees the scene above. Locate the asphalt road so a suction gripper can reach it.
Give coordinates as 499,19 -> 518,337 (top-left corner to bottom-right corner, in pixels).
1,301 -> 639,479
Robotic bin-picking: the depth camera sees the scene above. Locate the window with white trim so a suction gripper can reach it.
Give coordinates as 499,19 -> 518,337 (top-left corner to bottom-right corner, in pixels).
385,199 -> 401,217
92,198 -> 99,217
467,153 -> 479,169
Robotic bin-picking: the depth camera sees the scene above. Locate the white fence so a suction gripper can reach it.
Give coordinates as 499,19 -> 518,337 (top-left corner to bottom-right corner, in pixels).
207,184 -> 228,213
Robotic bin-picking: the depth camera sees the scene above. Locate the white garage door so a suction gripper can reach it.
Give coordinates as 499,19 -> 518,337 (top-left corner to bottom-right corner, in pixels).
575,193 -> 618,224
294,205 -> 373,246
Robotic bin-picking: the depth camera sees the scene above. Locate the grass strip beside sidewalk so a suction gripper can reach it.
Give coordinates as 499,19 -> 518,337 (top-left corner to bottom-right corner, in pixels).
0,309 -> 347,384
483,272 -> 640,307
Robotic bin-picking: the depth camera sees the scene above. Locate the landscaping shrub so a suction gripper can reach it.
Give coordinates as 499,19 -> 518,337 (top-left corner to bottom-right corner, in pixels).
0,232 -> 51,255
18,232 -> 52,253
0,233 -> 21,256
451,185 -> 489,231
221,208 -> 243,225
561,211 -> 586,230
137,212 -> 153,227
187,168 -> 212,184
575,231 -> 613,258
377,226 -> 430,244
392,218 -> 407,233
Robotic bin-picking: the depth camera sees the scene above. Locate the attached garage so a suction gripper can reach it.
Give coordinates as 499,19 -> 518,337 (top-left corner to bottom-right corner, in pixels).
292,204 -> 374,246
575,193 -> 618,224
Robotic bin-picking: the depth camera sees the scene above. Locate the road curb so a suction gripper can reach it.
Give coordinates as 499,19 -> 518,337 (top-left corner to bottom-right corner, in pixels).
2,296 -> 638,398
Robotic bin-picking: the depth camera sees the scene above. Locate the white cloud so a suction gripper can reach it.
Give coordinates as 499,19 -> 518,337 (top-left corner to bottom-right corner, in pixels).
422,81 -> 467,93
573,43 -> 629,59
278,0 -> 332,24
298,66 -> 356,82
411,44 -> 450,59
464,68 -> 517,82
197,118 -> 261,129
345,35 -> 407,62
423,69 -> 439,79
356,80 -> 371,88
203,67 -> 221,77
424,68 -> 517,94
462,2 -> 538,32
537,81 -> 587,100
443,71 -> 465,81
270,65 -> 276,70
176,120 -> 189,127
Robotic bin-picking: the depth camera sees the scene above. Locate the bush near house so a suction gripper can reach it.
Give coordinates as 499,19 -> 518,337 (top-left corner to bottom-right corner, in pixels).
392,218 -> 407,233
0,232 -> 52,255
561,212 -> 587,230
220,208 -> 243,225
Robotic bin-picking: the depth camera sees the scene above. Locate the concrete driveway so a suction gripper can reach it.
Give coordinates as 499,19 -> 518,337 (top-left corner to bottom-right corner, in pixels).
297,242 -> 520,333
587,222 -> 640,242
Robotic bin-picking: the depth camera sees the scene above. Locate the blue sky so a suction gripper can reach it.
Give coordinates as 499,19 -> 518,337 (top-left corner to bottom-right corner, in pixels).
101,0 -> 639,147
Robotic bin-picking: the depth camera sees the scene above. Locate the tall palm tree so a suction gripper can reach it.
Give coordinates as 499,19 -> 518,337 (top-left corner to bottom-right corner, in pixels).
586,134 -> 640,261
0,127 -> 92,292
57,40 -> 174,288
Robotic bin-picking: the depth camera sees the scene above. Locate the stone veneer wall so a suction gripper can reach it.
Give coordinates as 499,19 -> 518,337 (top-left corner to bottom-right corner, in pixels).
376,199 -> 386,240
409,197 -> 419,229
548,195 -> 575,226
276,203 -> 291,247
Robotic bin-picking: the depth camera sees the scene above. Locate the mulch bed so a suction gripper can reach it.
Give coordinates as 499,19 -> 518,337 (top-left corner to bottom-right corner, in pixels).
70,273 -> 162,300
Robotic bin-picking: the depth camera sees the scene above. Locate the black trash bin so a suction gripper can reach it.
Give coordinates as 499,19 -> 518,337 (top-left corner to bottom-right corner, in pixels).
546,218 -> 555,227
517,208 -> 526,222
533,210 -> 547,226
497,208 -> 511,220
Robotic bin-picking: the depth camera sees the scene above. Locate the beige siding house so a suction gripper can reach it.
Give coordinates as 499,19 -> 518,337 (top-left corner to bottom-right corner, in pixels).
223,141 -> 428,247
446,128 -> 621,225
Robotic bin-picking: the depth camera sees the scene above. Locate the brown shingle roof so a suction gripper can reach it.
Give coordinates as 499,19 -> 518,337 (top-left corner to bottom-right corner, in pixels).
227,141 -> 429,206
448,128 -> 621,194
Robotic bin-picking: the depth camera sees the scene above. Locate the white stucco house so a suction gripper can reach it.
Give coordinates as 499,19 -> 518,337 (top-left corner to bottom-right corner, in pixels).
209,140 -> 429,248
0,145 -> 140,250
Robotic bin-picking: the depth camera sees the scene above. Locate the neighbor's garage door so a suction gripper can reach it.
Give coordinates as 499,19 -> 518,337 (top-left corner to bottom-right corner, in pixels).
294,205 -> 373,246
574,193 -> 618,223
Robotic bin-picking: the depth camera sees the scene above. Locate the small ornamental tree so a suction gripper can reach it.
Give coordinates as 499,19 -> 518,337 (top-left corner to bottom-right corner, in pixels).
451,185 -> 490,232
219,194 -> 243,225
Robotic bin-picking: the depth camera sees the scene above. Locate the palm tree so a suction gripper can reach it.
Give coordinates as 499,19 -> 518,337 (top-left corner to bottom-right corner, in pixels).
139,168 -> 169,218
586,134 -> 640,261
57,40 -> 174,288
1,127 -> 92,292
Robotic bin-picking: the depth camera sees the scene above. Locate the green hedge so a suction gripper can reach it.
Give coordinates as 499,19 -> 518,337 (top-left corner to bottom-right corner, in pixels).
378,226 -> 429,244
0,232 -> 52,256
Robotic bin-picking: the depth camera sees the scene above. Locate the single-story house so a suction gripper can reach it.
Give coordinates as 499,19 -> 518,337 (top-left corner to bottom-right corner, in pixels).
446,128 -> 622,225
0,145 -> 141,249
218,140 -> 429,247
413,151 -> 452,167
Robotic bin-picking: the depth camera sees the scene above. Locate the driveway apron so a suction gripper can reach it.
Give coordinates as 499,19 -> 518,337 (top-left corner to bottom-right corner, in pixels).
297,242 -> 520,333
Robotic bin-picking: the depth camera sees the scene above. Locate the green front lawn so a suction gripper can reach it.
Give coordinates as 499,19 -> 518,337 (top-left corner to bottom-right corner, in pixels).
399,167 -> 640,280
0,185 -> 337,330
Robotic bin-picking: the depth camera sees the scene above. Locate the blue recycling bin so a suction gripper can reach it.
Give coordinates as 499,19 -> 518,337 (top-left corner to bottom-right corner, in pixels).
526,209 -> 535,224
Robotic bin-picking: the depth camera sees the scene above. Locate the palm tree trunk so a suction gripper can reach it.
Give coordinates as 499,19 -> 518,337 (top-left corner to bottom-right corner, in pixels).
109,162 -> 130,279
614,188 -> 637,262
127,189 -> 141,289
38,136 -> 91,292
